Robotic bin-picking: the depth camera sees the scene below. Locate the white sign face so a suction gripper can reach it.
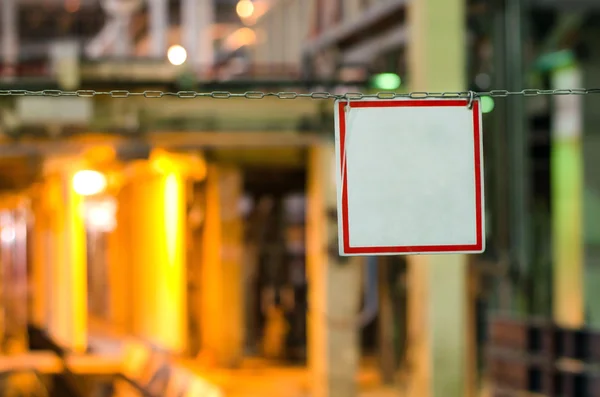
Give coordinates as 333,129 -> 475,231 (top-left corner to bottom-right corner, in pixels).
334,98 -> 485,256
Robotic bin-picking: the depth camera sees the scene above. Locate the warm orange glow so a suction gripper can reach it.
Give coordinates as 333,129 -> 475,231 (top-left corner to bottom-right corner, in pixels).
67,176 -> 88,354
150,150 -> 207,181
159,173 -> 186,351
123,163 -> 187,353
121,341 -> 153,379
200,166 -> 245,365
64,0 -> 80,13
83,145 -> 116,164
224,27 -> 257,51
0,223 -> 15,243
186,378 -> 223,397
236,0 -> 269,26
164,174 -> 182,266
236,0 -> 254,19
43,173 -> 88,352
84,199 -> 117,232
72,170 -> 107,196
152,155 -> 178,175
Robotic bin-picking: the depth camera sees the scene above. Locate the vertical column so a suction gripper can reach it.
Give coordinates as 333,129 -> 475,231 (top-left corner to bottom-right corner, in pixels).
43,172 -> 88,353
126,167 -> 188,353
285,1 -> 299,66
322,0 -> 337,28
113,12 -> 133,58
377,257 -> 396,385
254,17 -> 269,67
149,0 -> 168,58
182,0 -> 214,73
30,196 -> 48,329
157,173 -> 187,351
200,164 -> 244,366
264,3 -> 284,72
106,186 -> 134,334
181,0 -> 198,67
276,3 -> 286,69
307,144 -> 362,397
1,0 -> 18,74
198,0 -> 214,71
551,66 -> 584,327
505,0 -> 530,313
345,0 -> 362,22
267,7 -> 276,69
490,2 -> 511,310
50,41 -> 80,91
0,203 -> 29,354
407,0 -> 473,396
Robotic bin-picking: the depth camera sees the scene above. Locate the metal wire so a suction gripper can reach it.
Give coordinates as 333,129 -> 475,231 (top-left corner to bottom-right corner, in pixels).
1,88 -> 600,99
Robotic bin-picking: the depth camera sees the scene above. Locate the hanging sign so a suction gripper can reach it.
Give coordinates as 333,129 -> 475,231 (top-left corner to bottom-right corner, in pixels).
334,98 -> 485,256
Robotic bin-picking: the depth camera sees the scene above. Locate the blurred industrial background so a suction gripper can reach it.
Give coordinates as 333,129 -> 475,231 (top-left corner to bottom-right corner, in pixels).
1,0 -> 600,396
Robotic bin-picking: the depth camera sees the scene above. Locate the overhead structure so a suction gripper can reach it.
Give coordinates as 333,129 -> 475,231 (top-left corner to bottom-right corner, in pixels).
148,0 -> 168,58
531,0 -> 600,9
1,0 -> 18,73
85,0 -> 142,58
303,0 -> 408,78
181,0 -> 215,72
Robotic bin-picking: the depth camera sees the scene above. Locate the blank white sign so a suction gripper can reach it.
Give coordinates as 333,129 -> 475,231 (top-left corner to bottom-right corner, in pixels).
334,98 -> 485,256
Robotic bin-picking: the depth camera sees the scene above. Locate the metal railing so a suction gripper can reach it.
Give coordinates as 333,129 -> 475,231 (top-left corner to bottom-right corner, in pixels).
488,316 -> 600,397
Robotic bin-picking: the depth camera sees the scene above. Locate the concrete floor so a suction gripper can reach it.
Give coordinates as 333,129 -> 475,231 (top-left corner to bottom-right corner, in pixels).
182,358 -> 496,397
181,358 -> 404,397
88,321 -> 492,397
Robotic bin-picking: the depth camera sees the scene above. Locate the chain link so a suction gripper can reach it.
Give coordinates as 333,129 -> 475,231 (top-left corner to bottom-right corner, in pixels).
1,88 -> 600,100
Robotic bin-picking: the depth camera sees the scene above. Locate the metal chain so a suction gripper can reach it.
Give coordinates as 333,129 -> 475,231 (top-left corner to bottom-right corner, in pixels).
1,88 -> 600,99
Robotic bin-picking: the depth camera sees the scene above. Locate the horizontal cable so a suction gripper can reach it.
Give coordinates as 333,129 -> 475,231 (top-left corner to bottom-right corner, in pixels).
0,88 -> 599,100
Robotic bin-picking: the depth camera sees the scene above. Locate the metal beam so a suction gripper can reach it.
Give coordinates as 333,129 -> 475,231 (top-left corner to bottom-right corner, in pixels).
0,78 -> 369,90
85,19 -> 123,59
341,25 -> 407,65
86,0 -> 141,58
16,0 -> 98,5
0,132 -> 324,158
531,0 -> 600,9
304,0 -> 408,55
537,12 -> 585,56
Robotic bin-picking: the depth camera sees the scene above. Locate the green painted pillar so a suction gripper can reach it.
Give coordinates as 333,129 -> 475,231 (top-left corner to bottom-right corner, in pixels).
551,65 -> 584,328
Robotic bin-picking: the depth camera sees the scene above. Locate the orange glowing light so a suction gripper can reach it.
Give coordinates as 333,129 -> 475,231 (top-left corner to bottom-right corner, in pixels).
64,0 -> 80,13
72,170 -> 107,196
236,0 -> 254,19
224,27 -> 257,51
168,45 -> 187,66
